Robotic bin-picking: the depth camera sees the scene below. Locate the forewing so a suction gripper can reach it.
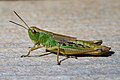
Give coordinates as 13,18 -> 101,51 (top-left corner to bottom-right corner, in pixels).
34,27 -> 77,42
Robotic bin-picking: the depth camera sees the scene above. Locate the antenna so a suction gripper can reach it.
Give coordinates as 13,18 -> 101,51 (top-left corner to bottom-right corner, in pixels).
9,21 -> 28,30
13,11 -> 29,29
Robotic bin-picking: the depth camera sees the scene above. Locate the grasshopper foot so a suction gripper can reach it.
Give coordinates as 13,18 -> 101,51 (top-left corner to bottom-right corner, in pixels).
75,56 -> 78,59
57,61 -> 61,65
57,62 -> 61,65
21,55 -> 29,57
28,47 -> 32,48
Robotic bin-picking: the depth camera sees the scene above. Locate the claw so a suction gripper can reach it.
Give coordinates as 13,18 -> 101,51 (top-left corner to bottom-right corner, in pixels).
57,62 -> 61,65
21,55 -> 29,57
28,47 -> 32,48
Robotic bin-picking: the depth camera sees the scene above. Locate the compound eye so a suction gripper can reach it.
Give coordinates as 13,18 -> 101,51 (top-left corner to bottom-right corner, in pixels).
32,29 -> 36,34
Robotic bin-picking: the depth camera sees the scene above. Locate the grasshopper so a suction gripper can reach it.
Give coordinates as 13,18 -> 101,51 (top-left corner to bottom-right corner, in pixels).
10,11 -> 111,65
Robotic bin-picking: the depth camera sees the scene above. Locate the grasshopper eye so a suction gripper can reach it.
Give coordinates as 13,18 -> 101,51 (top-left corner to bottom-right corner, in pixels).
32,29 -> 36,34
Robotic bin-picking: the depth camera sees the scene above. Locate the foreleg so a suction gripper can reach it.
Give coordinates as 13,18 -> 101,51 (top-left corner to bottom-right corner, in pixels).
21,45 -> 41,57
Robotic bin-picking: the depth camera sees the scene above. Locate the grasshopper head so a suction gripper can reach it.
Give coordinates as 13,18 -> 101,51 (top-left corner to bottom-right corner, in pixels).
28,26 -> 39,44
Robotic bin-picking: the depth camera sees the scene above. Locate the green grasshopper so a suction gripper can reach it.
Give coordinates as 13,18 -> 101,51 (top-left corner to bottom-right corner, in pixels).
10,11 -> 111,65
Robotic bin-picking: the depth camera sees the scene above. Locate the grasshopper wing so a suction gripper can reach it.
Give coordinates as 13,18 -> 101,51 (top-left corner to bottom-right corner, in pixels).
32,26 -> 77,42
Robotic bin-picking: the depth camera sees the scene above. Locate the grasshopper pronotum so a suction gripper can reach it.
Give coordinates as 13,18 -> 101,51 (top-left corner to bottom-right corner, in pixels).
10,11 -> 111,65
